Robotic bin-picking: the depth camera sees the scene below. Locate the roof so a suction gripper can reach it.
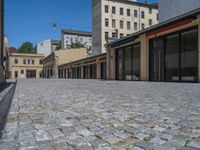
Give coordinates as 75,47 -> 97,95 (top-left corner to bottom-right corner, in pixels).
9,47 -> 17,53
105,0 -> 158,9
59,52 -> 107,67
107,8 -> 200,47
62,29 -> 92,37
10,53 -> 44,57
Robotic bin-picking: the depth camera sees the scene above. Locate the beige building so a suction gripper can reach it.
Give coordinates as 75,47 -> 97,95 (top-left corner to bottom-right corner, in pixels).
92,0 -> 158,55
9,53 -> 44,79
106,8 -> 200,83
43,48 -> 87,78
58,53 -> 106,79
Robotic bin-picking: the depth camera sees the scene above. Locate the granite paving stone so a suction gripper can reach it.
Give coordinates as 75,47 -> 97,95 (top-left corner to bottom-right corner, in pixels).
0,79 -> 200,149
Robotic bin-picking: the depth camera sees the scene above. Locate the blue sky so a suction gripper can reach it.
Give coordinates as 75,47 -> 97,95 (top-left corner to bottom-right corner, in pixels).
5,0 -> 158,48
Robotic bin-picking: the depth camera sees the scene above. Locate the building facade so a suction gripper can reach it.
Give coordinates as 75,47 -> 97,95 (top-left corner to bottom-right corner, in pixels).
92,0 -> 158,55
36,39 -> 60,57
0,0 -> 5,84
58,53 -> 107,80
159,0 -> 200,22
61,30 -> 92,50
9,53 -> 44,79
43,48 -> 87,78
106,8 -> 200,83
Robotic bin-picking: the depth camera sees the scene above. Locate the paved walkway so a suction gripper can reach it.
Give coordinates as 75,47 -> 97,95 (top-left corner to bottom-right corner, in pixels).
0,79 -> 200,150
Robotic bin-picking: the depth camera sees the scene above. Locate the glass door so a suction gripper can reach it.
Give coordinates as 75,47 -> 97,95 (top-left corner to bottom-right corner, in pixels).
180,29 -> 198,82
116,48 -> 124,80
165,34 -> 179,81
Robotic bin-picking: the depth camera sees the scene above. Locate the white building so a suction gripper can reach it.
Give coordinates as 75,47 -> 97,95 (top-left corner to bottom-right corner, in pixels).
61,30 -> 92,50
92,0 -> 159,55
36,39 -> 60,57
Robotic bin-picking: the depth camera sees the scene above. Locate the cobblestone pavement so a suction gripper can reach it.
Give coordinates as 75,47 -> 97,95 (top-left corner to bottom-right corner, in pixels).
0,79 -> 200,150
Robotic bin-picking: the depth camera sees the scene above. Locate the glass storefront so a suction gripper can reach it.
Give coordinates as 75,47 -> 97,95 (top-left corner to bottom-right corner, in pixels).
116,43 -> 141,80
150,27 -> 198,82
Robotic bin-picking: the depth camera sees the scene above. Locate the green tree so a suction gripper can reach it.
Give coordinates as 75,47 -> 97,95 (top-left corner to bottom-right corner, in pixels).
70,42 -> 85,49
56,41 -> 61,50
18,42 -> 35,54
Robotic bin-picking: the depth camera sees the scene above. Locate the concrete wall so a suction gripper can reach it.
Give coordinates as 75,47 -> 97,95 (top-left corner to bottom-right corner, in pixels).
37,39 -> 54,57
0,0 -> 5,84
159,0 -> 200,22
92,0 -> 102,55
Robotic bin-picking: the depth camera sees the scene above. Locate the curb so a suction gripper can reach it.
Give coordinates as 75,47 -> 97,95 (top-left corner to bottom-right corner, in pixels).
0,82 -> 17,138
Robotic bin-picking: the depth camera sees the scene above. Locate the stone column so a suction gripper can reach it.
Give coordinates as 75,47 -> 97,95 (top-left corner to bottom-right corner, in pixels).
140,34 -> 148,81
96,59 -> 101,79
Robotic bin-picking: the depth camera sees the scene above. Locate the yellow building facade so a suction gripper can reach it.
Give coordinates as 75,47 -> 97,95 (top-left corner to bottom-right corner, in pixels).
9,53 -> 44,79
43,48 -> 87,78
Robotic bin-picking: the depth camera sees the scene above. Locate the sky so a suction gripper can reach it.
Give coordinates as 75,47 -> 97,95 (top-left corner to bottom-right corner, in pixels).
5,0 -> 158,48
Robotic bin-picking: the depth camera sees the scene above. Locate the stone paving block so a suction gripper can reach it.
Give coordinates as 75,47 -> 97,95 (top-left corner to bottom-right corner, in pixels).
186,137 -> 200,149
48,128 -> 65,140
34,130 -> 52,144
1,79 -> 200,149
52,142 -> 75,150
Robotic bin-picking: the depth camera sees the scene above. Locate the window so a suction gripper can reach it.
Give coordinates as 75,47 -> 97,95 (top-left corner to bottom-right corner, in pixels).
149,19 -> 152,26
149,8 -> 152,14
120,33 -> 124,38
125,47 -> 132,79
32,59 -> 35,65
127,9 -> 130,16
112,6 -> 116,14
40,60 -> 43,65
134,10 -> 138,17
112,32 -> 116,38
105,32 -> 109,41
120,8 -> 123,15
70,37 -> 73,42
21,70 -> 24,74
127,21 -> 131,30
15,71 -> 18,79
157,14 -> 159,21
28,59 -> 30,64
15,59 -> 18,64
23,59 -> 26,64
165,34 -> 179,81
116,43 -> 141,80
75,37 -> 78,42
112,19 -> 116,28
141,11 -> 145,19
80,38 -> 83,42
141,23 -> 145,30
149,28 -> 198,82
105,5 -> 109,13
180,29 -> 198,82
120,20 -> 124,29
134,22 -> 138,31
105,18 -> 109,27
